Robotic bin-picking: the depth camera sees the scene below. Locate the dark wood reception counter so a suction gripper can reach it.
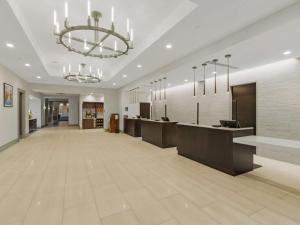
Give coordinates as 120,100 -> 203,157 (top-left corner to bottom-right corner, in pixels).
124,118 -> 142,137
176,123 -> 256,176
141,119 -> 177,148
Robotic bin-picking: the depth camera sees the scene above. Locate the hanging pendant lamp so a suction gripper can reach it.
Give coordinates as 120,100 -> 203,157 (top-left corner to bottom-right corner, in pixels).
163,77 -> 167,100
159,79 -> 162,101
150,82 -> 153,102
225,54 -> 231,93
202,63 -> 207,96
192,66 -> 197,97
212,59 -> 218,94
154,81 -> 157,100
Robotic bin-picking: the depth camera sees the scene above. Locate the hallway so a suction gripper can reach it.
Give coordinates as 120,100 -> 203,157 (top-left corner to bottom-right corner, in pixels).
0,128 -> 300,225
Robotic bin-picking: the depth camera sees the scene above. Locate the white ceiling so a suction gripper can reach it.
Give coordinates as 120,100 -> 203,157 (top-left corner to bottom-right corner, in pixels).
1,0 -> 300,90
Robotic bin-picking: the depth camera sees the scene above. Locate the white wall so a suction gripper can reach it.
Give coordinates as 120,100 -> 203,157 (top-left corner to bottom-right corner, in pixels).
29,97 -> 42,128
151,59 -> 300,140
68,96 -> 79,125
0,64 -> 29,147
118,89 -> 151,130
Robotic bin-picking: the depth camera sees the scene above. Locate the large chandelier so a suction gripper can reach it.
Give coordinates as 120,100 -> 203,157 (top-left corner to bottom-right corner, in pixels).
53,1 -> 134,59
63,63 -> 102,83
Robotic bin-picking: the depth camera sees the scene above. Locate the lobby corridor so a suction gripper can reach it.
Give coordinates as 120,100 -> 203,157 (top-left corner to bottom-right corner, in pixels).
0,128 -> 299,225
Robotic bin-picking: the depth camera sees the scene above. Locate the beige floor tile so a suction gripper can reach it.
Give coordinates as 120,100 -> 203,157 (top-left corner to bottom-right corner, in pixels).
62,204 -> 102,225
159,219 -> 181,225
0,185 -> 11,199
132,201 -> 171,225
166,176 -> 216,207
94,184 -> 130,218
250,208 -> 299,225
64,184 -> 94,209
140,177 -> 178,200
161,194 -> 220,225
239,188 -> 300,223
89,171 -> 114,189
124,188 -> 157,208
101,210 -> 140,225
199,184 -> 263,215
282,193 -> 300,207
0,192 -> 33,225
202,201 -> 261,225
1,127 -> 300,225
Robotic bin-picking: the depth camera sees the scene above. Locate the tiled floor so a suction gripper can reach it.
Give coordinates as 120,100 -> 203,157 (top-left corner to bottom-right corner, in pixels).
0,127 -> 300,225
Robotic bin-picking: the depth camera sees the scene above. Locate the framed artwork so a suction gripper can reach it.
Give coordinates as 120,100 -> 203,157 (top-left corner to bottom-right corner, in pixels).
3,83 -> 13,107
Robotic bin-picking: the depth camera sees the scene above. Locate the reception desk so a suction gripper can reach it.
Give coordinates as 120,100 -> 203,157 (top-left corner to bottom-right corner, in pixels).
124,118 -> 141,137
176,123 -> 255,176
141,120 -> 177,148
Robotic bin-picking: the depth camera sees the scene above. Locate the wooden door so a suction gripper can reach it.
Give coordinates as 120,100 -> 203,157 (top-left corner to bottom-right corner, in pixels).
232,83 -> 256,134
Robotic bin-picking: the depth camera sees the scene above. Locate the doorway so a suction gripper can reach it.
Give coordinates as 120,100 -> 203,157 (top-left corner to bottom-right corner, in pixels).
232,83 -> 256,134
46,99 -> 69,127
18,89 -> 26,139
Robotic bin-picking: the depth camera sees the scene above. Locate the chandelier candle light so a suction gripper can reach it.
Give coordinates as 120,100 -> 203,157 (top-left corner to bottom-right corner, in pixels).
53,1 -> 134,59
63,63 -> 102,83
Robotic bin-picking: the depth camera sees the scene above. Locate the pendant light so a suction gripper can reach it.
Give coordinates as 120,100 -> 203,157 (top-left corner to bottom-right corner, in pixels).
202,63 -> 207,96
154,81 -> 157,100
159,79 -> 162,101
163,77 -> 167,100
150,82 -> 153,102
212,59 -> 218,94
192,66 -> 197,97
225,54 -> 231,93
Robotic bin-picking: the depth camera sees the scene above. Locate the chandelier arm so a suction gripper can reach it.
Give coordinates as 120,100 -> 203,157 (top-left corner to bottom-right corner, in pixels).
85,33 -> 110,55
102,45 -> 123,54
58,26 -> 130,58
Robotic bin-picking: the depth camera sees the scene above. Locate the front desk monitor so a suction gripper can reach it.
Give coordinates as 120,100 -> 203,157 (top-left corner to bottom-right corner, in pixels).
161,117 -> 170,122
220,120 -> 240,128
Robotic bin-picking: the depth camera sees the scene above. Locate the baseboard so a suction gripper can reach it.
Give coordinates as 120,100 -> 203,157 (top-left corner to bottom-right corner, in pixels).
0,139 -> 19,152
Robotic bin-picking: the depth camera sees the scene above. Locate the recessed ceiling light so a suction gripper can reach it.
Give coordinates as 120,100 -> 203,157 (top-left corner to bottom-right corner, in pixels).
184,79 -> 188,82
167,83 -> 171,87
36,76 -> 41,79
6,43 -> 15,48
90,92 -> 94,95
283,50 -> 292,55
113,82 -> 116,86
137,64 -> 142,68
166,44 -> 173,49
25,63 -> 31,67
123,74 -> 127,78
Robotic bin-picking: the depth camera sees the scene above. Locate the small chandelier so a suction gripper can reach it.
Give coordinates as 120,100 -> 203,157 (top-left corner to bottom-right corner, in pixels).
53,1 -> 134,59
63,63 -> 102,84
